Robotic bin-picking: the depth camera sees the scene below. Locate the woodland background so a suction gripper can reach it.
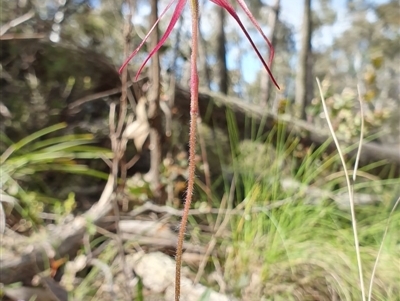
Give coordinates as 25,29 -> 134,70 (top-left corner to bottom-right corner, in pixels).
1,0 -> 399,300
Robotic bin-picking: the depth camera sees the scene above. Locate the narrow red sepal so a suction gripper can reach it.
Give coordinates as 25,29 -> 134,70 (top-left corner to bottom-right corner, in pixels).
211,0 -> 280,90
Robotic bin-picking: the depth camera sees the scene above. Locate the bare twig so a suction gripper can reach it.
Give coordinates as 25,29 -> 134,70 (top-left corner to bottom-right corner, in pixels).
126,198 -> 289,218
67,84 -> 133,112
0,33 -> 46,40
104,1 -> 137,298
0,10 -> 35,36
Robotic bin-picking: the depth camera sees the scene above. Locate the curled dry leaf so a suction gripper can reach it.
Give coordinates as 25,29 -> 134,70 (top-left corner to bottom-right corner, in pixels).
123,96 -> 149,152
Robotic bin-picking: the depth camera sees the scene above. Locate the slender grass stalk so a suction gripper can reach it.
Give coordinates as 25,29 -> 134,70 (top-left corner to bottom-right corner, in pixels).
316,78 -> 366,301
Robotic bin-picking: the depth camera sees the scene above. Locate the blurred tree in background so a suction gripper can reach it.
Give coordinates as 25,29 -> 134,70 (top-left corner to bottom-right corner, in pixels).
1,0 -> 399,204
2,0 -> 398,137
1,0 -> 398,196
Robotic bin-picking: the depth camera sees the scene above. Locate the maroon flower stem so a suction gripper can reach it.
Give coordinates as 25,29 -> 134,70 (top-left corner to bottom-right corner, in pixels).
174,1 -> 199,300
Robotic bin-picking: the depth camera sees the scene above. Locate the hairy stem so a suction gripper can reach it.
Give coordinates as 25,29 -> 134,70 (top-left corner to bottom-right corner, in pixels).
175,1 -> 199,300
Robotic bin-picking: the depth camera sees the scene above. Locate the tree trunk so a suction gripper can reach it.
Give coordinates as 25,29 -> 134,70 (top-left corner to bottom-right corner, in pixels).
198,20 -> 211,89
215,6 -> 228,94
147,0 -> 164,203
295,0 -> 313,120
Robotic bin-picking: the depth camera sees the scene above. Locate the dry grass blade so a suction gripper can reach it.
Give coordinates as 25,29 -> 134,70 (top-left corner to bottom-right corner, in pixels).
0,202 -> 5,234
194,178 -> 236,284
368,196 -> 400,301
316,78 -> 366,301
353,85 -> 365,181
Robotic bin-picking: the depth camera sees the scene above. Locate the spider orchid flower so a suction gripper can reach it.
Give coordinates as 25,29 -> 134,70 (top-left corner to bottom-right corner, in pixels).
119,0 -> 280,90
119,1 -> 279,300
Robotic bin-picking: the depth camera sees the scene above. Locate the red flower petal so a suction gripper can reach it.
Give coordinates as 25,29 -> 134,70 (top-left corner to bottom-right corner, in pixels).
210,0 -> 280,89
119,0 -> 187,80
235,0 -> 274,65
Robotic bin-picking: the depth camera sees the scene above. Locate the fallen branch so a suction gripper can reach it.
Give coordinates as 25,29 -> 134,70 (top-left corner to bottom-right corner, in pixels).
172,86 -> 400,173
0,10 -> 35,36
0,175 -> 114,285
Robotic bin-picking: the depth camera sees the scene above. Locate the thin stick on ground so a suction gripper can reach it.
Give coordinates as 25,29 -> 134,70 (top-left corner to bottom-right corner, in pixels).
316,78 -> 366,301
107,1 -> 137,298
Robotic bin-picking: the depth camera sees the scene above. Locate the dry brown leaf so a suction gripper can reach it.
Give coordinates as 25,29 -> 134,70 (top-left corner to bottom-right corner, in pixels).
123,97 -> 149,152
